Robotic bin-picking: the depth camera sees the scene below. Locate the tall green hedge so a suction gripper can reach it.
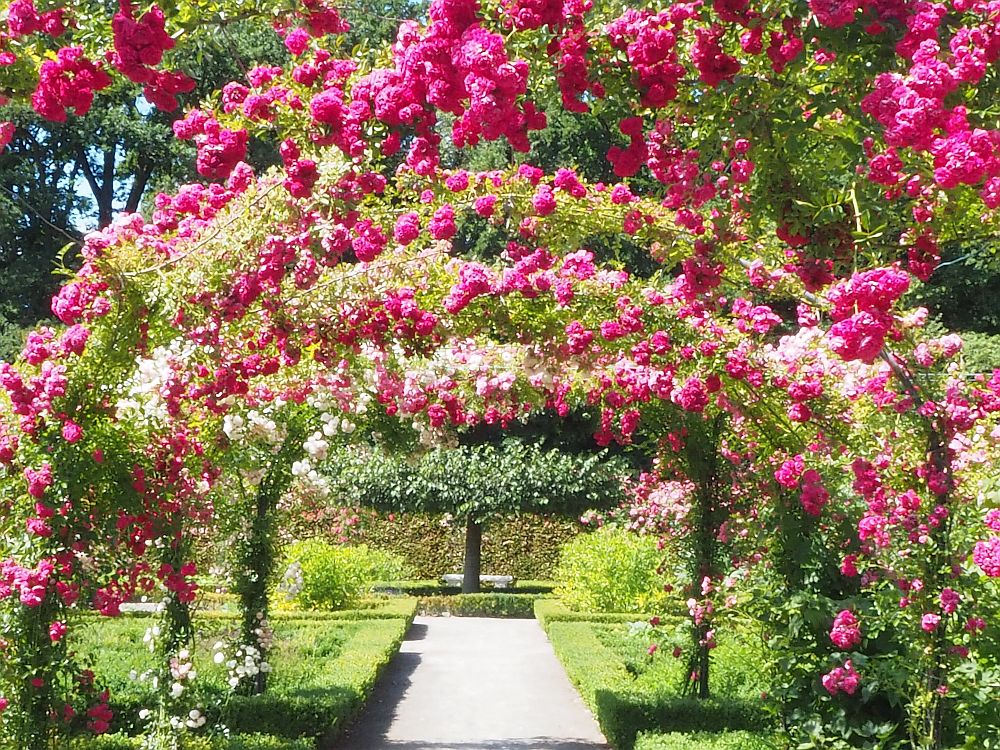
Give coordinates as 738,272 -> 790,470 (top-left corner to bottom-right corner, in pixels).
297,511 -> 585,579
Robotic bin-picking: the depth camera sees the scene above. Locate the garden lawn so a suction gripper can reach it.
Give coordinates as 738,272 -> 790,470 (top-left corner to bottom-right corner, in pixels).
71,602 -> 415,744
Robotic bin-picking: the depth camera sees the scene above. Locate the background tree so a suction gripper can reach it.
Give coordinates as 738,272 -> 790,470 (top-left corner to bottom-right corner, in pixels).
322,440 -> 627,592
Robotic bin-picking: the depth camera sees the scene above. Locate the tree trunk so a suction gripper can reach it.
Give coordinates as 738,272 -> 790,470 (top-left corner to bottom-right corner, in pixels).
462,516 -> 482,593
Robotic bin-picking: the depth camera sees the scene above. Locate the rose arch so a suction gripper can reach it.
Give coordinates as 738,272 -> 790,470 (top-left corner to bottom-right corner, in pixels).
1,0 -> 1000,748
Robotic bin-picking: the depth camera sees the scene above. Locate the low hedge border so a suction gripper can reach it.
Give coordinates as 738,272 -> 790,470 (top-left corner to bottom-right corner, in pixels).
373,579 -> 557,596
69,734 -> 314,750
534,599 -> 665,631
633,731 -> 783,750
85,597 -> 418,623
542,618 -> 771,750
269,597 -> 418,623
220,616 -> 410,742
417,593 -> 543,618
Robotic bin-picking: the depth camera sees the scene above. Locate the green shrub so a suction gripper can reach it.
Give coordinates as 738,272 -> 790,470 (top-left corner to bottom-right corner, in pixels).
417,593 -> 541,618
634,731 -> 783,750
354,546 -> 413,584
279,540 -> 408,610
555,528 -> 669,613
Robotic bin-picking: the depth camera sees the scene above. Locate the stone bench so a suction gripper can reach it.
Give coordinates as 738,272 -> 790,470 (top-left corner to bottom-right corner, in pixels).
441,574 -> 515,589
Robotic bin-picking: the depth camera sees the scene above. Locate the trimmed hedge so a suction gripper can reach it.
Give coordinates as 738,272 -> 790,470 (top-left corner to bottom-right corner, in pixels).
417,593 -> 541,618
634,731 -> 783,750
534,599 -> 668,631
595,692 -> 770,749
373,579 -> 557,596
69,735 -> 314,750
100,597 -> 418,622
269,596 -> 418,621
541,618 -> 772,750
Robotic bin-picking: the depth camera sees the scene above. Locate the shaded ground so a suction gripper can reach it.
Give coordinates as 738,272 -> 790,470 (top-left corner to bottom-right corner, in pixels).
331,616 -> 609,750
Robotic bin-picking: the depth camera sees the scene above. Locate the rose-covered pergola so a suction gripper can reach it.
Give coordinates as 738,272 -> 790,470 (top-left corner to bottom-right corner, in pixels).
1,0 -> 1000,747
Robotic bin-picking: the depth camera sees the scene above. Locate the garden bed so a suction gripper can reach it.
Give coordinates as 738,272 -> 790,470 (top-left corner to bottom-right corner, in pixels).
536,604 -> 773,750
72,609 -> 414,745
69,734 -> 314,750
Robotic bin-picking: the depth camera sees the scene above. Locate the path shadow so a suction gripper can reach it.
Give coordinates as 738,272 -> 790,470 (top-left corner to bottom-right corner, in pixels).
349,740 -> 609,749
405,622 -> 429,641
325,649 -> 422,749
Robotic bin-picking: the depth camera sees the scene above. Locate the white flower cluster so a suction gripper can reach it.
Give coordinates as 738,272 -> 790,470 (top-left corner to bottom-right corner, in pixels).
307,383 -> 372,418
303,432 -> 329,461
132,643 -> 206,733
168,649 -> 197,699
223,410 -> 286,446
116,341 -> 194,425
142,624 -> 163,653
291,458 -> 330,496
277,561 -> 305,601
213,638 -> 272,689
415,422 -> 459,449
627,620 -> 654,637
175,709 -> 207,730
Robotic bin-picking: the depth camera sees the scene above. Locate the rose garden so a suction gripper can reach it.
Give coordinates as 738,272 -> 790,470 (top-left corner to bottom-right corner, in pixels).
0,0 -> 998,747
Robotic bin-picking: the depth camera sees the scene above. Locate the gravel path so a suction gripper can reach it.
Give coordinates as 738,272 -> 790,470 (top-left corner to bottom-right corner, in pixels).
330,616 -> 610,750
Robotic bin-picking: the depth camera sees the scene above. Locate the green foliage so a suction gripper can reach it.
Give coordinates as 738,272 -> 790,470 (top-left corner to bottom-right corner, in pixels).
0,310 -> 28,363
323,440 -> 626,522
633,731 -> 783,750
908,243 -> 1000,335
416,593 -> 541,618
279,540 -> 409,610
555,528 -> 669,613
960,331 -> 1000,373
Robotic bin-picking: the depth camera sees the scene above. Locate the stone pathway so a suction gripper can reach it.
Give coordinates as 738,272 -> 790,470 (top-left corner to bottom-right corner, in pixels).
330,616 -> 609,750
